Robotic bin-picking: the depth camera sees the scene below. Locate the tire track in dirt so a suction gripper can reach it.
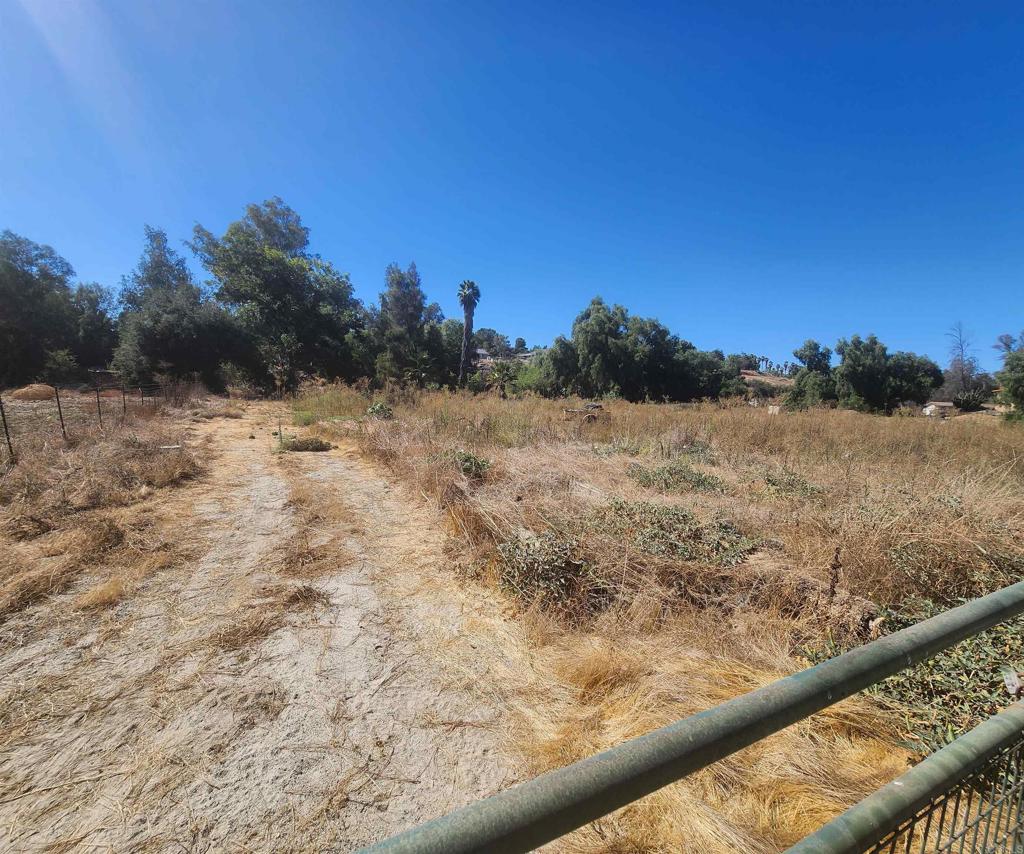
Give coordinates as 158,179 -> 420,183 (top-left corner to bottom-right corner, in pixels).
0,404 -> 515,851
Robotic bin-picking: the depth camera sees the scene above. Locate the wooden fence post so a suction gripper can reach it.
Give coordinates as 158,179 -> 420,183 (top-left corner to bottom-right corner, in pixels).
0,394 -> 14,464
95,388 -> 104,429
53,385 -> 67,440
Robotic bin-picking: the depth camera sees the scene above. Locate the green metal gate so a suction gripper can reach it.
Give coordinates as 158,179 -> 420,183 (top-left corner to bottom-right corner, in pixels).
359,582 -> 1024,854
788,703 -> 1024,854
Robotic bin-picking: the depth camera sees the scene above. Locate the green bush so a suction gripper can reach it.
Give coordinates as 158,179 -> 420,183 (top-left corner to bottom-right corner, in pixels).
627,460 -> 724,494
810,597 -> 1024,754
952,389 -> 988,412
496,533 -> 608,618
452,449 -> 490,480
591,499 -> 761,567
764,468 -> 820,498
366,401 -> 394,420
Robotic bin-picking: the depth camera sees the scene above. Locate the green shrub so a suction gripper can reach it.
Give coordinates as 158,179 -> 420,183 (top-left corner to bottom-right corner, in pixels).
674,439 -> 716,465
293,410 -> 317,426
627,460 -> 724,494
764,468 -> 820,498
952,389 -> 988,412
366,401 -> 394,420
497,533 -> 608,618
591,499 -> 761,567
452,449 -> 490,480
810,597 -> 1024,754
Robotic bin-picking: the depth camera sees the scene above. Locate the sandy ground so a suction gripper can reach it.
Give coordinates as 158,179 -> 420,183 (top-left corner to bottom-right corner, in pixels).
0,404 -> 519,852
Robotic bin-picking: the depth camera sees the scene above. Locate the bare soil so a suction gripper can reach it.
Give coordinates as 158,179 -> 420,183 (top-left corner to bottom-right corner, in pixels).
0,404 -> 517,851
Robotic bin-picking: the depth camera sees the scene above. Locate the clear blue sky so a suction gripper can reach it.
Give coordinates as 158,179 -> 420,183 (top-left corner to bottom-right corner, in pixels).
2,1 -> 1021,371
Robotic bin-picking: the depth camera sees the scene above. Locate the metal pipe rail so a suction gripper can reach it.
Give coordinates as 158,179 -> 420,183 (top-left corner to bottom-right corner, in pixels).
360,581 -> 1024,854
786,701 -> 1024,853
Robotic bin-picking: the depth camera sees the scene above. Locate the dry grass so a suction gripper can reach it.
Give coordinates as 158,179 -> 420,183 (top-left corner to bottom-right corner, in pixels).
6,383 -> 57,401
298,384 -> 1024,851
511,614 -> 906,852
207,582 -> 331,652
74,550 -> 177,610
1,426 -> 201,539
0,413 -> 201,621
190,403 -> 245,420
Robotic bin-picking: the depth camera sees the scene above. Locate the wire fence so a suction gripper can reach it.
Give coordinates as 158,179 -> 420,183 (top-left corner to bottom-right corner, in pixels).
0,381 -> 186,464
862,738 -> 1024,854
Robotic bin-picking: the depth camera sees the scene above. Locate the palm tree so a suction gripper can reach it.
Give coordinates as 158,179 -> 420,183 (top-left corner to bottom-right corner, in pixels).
457,280 -> 481,386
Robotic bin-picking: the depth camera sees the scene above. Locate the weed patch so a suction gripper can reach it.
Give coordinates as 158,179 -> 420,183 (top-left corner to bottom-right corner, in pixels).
366,401 -> 394,420
283,437 -> 333,452
811,596 -> 1024,754
450,449 -> 490,480
591,499 -> 761,567
764,468 -> 820,498
627,460 -> 724,494
497,533 -> 610,620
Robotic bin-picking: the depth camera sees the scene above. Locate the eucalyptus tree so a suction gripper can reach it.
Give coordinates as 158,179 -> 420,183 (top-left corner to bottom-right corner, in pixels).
191,198 -> 363,390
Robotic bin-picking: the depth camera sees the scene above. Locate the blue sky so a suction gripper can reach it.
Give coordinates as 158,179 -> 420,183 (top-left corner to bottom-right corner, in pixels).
1,1 -> 1021,371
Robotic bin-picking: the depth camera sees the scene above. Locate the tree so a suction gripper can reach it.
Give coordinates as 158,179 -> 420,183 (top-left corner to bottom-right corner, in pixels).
473,328 -> 512,358
998,350 -> 1024,413
785,369 -> 837,410
439,317 -> 465,386
834,334 -> 941,412
457,280 -> 480,386
886,351 -> 944,406
0,230 -> 78,386
936,321 -> 994,402
372,262 -> 449,386
995,333 -> 1024,414
72,283 -> 117,369
834,335 -> 891,411
994,332 -> 1024,357
113,227 -> 240,387
41,349 -> 80,384
514,337 -> 527,353
793,340 -> 833,374
535,297 -> 735,402
191,199 -> 363,390
947,322 -> 974,394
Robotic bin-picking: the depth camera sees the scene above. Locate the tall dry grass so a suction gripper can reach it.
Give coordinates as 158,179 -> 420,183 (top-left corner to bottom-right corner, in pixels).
0,414 -> 201,621
298,385 -> 1024,850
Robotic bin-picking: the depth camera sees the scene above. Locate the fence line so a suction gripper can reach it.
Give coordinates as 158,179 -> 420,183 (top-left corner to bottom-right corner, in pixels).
361,581 -> 1024,854
0,382 -> 172,464
0,394 -> 14,463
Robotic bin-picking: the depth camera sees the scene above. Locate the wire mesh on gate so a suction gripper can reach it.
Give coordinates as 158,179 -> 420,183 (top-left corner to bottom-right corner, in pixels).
868,737 -> 1024,854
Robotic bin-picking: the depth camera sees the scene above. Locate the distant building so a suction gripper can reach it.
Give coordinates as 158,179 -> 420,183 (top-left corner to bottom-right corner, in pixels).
922,401 -> 956,418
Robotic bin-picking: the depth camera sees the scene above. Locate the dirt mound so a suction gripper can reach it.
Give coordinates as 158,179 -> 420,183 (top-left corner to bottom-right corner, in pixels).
7,384 -> 55,401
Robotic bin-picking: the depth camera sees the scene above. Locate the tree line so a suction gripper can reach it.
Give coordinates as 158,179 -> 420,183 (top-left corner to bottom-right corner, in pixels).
2,197 -> 1022,414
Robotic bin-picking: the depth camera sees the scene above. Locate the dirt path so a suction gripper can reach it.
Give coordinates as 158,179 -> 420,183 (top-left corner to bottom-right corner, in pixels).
0,404 -> 517,851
